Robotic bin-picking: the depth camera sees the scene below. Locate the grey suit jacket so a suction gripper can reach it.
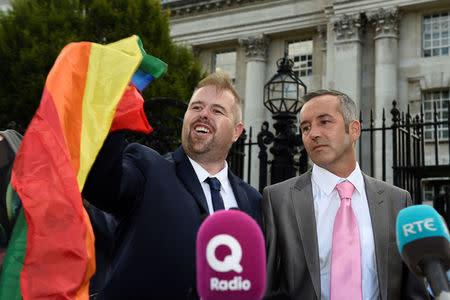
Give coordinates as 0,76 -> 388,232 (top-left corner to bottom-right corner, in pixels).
262,170 -> 428,300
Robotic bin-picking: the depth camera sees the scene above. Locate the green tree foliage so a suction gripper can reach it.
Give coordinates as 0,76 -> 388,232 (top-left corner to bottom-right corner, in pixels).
0,0 -> 203,146
0,0 -> 85,132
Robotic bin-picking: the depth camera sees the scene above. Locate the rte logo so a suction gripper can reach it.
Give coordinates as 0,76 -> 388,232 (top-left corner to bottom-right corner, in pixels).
206,234 -> 251,291
402,218 -> 437,236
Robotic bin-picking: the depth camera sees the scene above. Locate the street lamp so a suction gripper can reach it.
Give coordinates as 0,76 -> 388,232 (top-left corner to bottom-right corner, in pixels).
264,57 -> 306,115
260,56 -> 307,185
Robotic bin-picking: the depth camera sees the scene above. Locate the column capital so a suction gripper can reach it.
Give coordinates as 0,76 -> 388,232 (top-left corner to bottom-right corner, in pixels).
333,14 -> 364,43
368,7 -> 400,39
239,34 -> 269,62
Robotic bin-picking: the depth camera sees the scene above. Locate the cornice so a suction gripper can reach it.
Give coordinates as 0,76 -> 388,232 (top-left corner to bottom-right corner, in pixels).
330,0 -> 439,16
171,7 -> 327,46
164,0 -> 269,17
168,0 -> 442,47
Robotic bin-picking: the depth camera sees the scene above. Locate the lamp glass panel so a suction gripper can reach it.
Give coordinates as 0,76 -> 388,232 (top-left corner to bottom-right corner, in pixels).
269,81 -> 283,101
283,82 -> 298,100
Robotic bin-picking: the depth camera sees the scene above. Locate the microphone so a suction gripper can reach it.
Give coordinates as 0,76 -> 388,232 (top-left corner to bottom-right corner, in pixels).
396,205 -> 450,299
196,209 -> 266,300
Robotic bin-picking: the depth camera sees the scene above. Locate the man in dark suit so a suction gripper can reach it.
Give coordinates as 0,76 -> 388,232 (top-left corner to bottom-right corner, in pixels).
83,72 -> 261,299
262,90 -> 428,299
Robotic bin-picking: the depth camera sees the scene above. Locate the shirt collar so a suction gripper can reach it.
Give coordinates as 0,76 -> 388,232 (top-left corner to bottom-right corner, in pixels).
311,163 -> 364,196
188,157 -> 229,193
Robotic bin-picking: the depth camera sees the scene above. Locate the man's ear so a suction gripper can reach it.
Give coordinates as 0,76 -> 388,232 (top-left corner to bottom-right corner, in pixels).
349,120 -> 361,142
233,122 -> 244,142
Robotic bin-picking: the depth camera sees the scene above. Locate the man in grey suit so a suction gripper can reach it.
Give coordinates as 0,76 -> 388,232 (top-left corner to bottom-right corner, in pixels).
261,90 -> 429,299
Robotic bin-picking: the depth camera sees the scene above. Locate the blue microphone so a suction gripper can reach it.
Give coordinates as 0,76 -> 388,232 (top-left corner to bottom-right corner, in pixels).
396,205 -> 450,299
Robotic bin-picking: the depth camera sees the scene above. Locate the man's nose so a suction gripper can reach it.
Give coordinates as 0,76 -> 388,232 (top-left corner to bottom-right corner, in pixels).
309,125 -> 320,140
198,107 -> 210,119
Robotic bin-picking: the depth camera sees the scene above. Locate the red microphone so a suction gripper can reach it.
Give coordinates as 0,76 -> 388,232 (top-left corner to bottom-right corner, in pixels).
196,210 -> 266,300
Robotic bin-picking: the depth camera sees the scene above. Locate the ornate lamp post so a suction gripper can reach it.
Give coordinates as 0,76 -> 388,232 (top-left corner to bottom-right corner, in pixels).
261,56 -> 307,185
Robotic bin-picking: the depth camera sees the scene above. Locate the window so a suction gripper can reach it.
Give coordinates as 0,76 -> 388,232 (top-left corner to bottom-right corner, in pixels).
212,50 -> 236,84
286,39 -> 313,77
422,89 -> 449,140
423,12 -> 450,57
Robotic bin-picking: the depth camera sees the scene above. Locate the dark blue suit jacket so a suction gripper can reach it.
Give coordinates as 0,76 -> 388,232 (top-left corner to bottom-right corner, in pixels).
83,133 -> 261,299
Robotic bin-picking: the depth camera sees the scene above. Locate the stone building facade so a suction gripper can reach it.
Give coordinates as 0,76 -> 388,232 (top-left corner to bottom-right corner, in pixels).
2,0 -> 448,200
164,0 -> 449,201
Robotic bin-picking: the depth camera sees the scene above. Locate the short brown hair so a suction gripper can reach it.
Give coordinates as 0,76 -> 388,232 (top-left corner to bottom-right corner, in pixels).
195,72 -> 242,123
302,89 -> 358,131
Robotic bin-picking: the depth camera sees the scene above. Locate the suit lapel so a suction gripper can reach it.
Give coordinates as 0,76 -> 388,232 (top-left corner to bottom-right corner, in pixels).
292,171 -> 321,299
364,174 -> 388,300
172,146 -> 209,214
228,171 -> 250,212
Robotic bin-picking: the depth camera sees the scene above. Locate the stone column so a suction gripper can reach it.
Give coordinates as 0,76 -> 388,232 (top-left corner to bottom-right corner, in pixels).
370,8 -> 399,115
239,34 -> 269,188
369,8 -> 399,182
317,24 -> 328,89
333,14 -> 364,108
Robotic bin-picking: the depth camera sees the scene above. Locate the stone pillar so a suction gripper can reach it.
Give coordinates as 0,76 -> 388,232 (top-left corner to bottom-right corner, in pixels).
239,34 -> 269,188
369,8 -> 399,182
333,14 -> 364,108
317,24 -> 328,89
370,8 -> 399,115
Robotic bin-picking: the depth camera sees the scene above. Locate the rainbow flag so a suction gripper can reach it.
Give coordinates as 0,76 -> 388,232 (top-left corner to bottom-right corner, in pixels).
0,35 -> 166,300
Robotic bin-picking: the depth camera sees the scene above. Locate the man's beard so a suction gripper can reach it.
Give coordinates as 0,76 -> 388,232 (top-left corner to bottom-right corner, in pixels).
184,131 -> 215,159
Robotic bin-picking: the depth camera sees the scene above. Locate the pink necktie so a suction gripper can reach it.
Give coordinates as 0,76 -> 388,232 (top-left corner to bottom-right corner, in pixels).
330,181 -> 362,300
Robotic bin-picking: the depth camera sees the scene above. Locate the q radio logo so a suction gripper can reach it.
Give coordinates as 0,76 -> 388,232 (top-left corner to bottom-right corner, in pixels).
206,234 -> 251,291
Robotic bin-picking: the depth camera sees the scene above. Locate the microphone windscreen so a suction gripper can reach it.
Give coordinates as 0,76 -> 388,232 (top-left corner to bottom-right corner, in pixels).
196,210 -> 266,300
396,205 -> 450,275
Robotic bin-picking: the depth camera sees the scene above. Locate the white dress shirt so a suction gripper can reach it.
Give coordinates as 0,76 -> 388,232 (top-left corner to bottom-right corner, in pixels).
188,157 -> 238,214
311,163 -> 380,300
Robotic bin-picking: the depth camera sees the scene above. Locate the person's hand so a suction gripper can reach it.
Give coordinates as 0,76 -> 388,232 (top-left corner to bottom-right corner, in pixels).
0,135 -> 3,141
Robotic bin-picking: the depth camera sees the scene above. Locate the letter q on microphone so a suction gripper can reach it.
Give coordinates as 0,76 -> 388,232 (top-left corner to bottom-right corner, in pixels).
196,210 -> 266,300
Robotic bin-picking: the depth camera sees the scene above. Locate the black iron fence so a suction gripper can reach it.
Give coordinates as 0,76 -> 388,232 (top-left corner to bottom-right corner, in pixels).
227,101 -> 449,220
358,101 -> 449,199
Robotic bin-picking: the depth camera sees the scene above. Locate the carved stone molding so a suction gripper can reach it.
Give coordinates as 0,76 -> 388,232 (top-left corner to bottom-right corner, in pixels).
165,0 -> 264,17
333,14 -> 364,43
368,7 -> 400,39
239,34 -> 269,62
